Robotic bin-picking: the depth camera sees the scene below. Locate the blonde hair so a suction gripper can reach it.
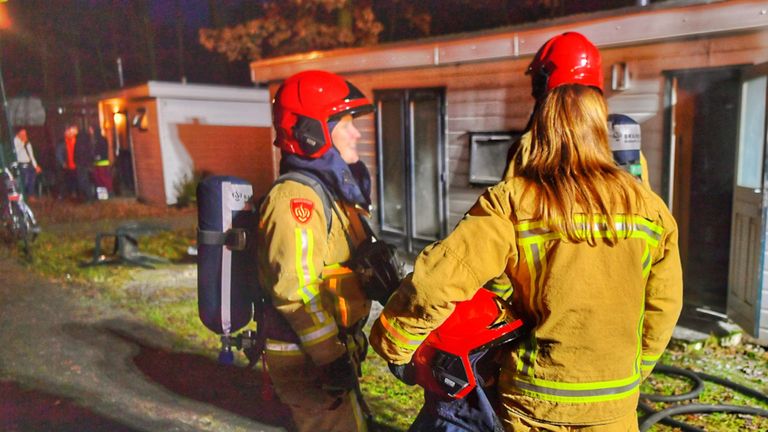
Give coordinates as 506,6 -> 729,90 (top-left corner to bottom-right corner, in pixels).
512,85 -> 643,245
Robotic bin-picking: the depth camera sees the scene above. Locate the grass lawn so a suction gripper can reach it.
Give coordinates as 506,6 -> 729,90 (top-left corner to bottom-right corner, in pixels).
3,197 -> 767,431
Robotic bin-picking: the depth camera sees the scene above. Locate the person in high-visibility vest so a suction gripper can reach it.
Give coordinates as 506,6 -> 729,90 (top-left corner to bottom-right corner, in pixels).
371,32 -> 683,432
256,70 -> 378,432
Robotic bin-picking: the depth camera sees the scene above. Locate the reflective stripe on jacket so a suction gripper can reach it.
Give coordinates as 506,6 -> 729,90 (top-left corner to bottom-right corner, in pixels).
258,179 -> 371,366
369,177 -> 682,424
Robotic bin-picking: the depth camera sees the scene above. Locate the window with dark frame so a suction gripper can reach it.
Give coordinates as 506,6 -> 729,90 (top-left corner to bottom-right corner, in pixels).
374,87 -> 447,253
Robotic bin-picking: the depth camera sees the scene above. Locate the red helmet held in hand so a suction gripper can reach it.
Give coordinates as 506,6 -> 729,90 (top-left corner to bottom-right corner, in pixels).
412,288 -> 525,399
273,70 -> 374,158
527,32 -> 603,100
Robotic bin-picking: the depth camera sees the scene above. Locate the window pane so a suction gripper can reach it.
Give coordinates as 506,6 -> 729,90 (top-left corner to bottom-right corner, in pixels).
737,76 -> 767,189
379,98 -> 406,232
412,96 -> 440,239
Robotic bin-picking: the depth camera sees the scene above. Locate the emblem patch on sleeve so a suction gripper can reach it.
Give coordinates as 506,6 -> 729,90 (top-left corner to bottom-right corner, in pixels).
290,198 -> 314,224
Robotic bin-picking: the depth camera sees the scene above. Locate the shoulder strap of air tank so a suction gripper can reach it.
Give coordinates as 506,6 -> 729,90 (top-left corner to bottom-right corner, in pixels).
273,171 -> 334,233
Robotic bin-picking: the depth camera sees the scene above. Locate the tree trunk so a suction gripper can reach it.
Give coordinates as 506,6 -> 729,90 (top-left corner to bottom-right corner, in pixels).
338,0 -> 353,32
175,0 -> 186,82
40,42 -> 54,99
72,49 -> 83,97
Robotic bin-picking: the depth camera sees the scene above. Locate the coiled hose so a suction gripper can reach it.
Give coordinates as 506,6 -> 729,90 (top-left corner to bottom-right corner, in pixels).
638,364 -> 768,431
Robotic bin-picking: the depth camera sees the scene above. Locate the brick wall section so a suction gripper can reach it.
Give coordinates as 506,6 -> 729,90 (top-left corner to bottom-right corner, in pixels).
176,124 -> 275,198
128,101 -> 165,205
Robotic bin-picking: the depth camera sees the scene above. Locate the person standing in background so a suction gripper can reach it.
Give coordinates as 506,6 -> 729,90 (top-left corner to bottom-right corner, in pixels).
13,128 -> 42,199
89,125 -> 113,200
73,125 -> 94,202
55,125 -> 79,200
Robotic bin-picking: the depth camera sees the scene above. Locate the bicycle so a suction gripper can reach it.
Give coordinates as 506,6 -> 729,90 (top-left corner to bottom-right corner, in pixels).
1,163 -> 40,255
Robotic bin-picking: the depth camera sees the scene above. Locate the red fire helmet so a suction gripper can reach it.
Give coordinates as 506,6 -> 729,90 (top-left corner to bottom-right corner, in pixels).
412,288 -> 525,399
527,32 -> 604,100
272,70 -> 374,158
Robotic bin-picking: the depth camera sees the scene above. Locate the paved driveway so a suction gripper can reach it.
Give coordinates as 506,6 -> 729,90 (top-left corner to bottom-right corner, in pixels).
0,256 -> 288,432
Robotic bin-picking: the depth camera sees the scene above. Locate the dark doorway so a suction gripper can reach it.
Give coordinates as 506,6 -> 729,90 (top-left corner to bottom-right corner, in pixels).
668,68 -> 741,310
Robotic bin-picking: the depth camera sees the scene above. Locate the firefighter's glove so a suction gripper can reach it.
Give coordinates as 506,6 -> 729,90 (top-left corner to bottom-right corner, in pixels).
349,237 -> 406,305
320,354 -> 358,396
388,362 -> 417,386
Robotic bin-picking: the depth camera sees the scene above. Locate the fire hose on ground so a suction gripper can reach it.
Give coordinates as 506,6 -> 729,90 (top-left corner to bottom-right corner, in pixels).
638,364 -> 768,431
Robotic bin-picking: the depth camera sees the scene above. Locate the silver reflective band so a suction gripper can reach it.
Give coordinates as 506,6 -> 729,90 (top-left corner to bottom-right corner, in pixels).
266,340 -> 302,352
514,376 -> 641,398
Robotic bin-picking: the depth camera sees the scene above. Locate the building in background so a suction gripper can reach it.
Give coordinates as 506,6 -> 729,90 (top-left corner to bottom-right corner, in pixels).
248,0 -> 768,343
94,81 -> 272,205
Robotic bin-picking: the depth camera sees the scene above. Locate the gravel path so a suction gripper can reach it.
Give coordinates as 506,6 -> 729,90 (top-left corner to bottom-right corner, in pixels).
0,256 -> 287,432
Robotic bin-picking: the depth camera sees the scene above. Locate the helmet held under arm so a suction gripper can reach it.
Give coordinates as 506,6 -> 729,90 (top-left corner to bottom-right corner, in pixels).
272,70 -> 374,158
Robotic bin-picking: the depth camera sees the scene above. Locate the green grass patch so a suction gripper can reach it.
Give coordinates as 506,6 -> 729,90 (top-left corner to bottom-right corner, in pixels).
360,346 -> 421,430
5,205 -> 768,432
639,340 -> 768,431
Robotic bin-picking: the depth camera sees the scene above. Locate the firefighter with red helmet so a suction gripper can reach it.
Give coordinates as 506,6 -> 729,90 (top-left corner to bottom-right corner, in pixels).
370,31 -> 682,431
256,70 -> 377,432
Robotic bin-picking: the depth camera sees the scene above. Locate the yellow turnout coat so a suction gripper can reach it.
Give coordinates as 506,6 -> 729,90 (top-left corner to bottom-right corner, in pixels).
370,177 -> 683,426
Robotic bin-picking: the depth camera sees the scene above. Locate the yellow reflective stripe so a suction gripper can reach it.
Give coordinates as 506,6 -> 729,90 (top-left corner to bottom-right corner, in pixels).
512,373 -> 641,403
298,321 -> 338,347
305,296 -> 331,326
516,341 -> 526,373
633,217 -> 663,246
350,391 -> 366,431
379,314 -> 425,351
635,298 -> 645,375
488,283 -> 513,300
517,216 -> 663,246
521,244 -> 538,315
516,220 -> 548,231
93,159 -> 110,166
642,245 -> 651,279
265,339 -> 303,356
518,336 -> 538,377
295,228 -> 319,303
641,353 -> 661,370
517,231 -> 560,245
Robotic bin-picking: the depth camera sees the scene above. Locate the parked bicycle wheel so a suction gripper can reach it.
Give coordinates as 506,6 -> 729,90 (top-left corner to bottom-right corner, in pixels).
1,166 -> 39,255
11,202 -> 33,254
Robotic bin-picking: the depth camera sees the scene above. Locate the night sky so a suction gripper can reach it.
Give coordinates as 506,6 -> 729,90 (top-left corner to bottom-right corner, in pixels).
0,0 -> 638,100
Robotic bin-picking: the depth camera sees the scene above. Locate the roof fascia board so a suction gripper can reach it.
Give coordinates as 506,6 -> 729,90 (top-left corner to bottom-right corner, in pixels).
250,0 -> 768,83
146,81 -> 270,102
96,82 -> 269,103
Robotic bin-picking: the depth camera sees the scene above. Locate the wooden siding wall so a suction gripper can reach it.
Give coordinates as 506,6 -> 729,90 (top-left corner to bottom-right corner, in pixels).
177,124 -> 275,198
128,101 -> 165,205
265,61 -> 536,229
762,224 -> 768,342
285,29 -> 768,230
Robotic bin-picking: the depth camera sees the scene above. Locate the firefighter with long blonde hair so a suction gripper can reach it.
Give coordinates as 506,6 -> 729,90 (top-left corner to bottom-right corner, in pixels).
370,32 -> 683,431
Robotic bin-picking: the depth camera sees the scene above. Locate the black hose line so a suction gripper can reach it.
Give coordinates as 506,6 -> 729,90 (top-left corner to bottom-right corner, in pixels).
638,364 -> 768,432
642,365 -> 705,402
637,401 -> 704,432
